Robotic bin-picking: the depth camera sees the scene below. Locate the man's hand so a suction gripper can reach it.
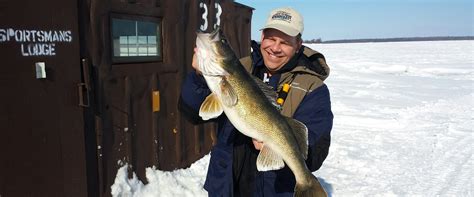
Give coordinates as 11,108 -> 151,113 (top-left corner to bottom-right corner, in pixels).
192,48 -> 202,75
252,139 -> 264,150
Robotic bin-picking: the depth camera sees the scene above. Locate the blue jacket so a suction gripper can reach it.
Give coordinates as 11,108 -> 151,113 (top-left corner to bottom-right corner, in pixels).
178,43 -> 333,196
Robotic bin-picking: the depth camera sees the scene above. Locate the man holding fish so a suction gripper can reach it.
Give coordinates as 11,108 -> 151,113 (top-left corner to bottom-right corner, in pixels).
179,7 -> 333,197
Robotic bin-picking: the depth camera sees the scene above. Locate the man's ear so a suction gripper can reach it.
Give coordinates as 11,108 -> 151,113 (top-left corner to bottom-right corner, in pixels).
297,39 -> 303,52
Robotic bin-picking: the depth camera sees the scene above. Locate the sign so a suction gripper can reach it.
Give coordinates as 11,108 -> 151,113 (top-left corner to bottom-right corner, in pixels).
0,28 -> 72,56
199,1 -> 222,32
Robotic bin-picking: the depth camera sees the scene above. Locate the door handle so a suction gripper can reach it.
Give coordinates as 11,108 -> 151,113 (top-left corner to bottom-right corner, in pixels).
78,58 -> 90,107
78,83 -> 90,107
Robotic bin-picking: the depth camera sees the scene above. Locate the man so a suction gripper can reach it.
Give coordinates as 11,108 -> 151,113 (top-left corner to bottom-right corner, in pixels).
179,7 -> 333,196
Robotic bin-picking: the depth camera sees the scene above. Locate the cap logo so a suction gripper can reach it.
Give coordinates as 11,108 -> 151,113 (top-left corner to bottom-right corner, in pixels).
271,11 -> 292,23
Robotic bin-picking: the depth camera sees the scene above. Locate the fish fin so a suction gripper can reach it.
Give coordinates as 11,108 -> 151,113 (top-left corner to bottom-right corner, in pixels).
199,93 -> 224,120
256,145 -> 285,171
286,117 -> 309,160
219,77 -> 238,106
251,76 -> 279,108
294,176 -> 327,197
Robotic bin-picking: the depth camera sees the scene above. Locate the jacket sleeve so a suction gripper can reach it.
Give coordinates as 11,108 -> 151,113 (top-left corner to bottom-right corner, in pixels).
293,84 -> 333,171
178,71 -> 212,124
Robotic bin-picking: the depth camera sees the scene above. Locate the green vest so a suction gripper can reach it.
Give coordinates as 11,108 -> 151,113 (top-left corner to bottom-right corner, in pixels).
239,46 -> 330,117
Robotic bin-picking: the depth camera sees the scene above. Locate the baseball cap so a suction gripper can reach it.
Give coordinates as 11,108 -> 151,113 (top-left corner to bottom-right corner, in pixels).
260,7 -> 304,37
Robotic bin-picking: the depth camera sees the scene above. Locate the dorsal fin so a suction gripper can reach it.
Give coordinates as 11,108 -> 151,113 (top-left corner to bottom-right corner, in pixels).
251,76 -> 280,109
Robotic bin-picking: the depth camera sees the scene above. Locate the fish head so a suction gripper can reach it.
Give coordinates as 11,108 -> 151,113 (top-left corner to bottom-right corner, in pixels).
196,28 -> 236,75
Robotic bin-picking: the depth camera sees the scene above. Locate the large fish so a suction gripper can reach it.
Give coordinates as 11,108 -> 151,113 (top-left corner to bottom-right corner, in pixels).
195,28 -> 327,197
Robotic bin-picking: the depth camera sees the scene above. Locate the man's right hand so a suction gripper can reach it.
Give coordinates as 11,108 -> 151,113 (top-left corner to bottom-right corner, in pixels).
252,139 -> 264,150
192,48 -> 202,75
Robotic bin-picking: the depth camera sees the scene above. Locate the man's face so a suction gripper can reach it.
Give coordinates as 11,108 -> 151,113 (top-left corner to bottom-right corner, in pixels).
260,28 -> 302,73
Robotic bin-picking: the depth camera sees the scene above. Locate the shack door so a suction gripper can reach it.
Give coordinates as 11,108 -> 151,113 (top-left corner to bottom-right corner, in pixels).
0,0 -> 88,197
79,1 -> 197,196
79,0 -> 252,196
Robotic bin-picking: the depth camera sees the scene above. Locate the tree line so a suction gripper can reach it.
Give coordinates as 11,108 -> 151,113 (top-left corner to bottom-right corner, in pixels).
304,36 -> 474,44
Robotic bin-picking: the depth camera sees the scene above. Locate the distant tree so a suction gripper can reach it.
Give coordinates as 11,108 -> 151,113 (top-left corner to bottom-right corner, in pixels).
304,38 -> 322,43
321,36 -> 474,44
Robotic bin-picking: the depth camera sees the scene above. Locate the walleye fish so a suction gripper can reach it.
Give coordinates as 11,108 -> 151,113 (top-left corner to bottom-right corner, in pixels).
195,28 -> 327,197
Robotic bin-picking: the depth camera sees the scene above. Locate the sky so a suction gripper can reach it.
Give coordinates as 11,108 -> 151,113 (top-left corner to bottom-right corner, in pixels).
235,0 -> 474,41
111,40 -> 473,196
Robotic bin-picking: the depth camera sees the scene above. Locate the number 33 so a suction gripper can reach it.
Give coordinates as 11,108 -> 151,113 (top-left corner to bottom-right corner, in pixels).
199,2 -> 222,31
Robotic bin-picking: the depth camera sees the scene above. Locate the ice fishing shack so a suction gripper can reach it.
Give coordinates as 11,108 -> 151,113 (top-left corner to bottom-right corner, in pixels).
0,0 -> 252,196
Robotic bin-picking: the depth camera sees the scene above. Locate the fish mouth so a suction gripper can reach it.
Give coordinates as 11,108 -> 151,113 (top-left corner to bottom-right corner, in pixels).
197,27 -> 222,43
195,28 -> 225,74
208,27 -> 221,41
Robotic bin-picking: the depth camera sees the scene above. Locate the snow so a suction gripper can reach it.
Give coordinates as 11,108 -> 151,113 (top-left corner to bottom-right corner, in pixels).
111,157 -> 209,196
111,40 -> 473,196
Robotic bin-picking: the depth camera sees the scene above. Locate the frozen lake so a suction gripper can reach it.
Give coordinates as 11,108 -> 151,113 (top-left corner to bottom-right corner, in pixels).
112,40 -> 474,196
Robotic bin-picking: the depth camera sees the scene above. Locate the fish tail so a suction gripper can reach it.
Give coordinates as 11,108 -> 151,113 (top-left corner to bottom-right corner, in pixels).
294,177 -> 327,197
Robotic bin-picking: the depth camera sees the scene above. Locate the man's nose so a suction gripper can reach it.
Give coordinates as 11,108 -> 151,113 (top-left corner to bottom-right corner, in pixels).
270,41 -> 282,53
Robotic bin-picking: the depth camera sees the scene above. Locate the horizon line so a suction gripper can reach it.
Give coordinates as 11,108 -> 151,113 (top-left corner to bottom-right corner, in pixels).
304,36 -> 474,44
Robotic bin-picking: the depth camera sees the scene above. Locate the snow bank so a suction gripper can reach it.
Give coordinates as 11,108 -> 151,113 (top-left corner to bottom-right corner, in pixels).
111,155 -> 210,197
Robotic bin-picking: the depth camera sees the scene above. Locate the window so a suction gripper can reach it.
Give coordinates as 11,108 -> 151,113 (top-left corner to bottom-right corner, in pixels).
111,15 -> 161,63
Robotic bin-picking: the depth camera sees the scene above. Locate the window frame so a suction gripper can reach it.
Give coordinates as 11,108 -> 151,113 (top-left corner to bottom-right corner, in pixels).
110,13 -> 163,64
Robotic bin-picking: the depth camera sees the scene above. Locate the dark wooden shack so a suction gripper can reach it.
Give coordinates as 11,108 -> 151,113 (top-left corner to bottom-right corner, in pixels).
0,0 -> 253,196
